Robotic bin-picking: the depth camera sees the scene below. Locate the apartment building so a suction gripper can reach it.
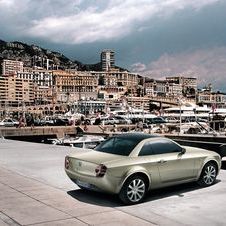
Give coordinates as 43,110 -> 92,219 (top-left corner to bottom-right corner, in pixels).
0,59 -> 23,76
166,76 -> 197,97
0,75 -> 34,106
197,90 -> 226,108
91,69 -> 139,100
145,78 -> 182,97
52,70 -> 98,102
17,69 -> 53,87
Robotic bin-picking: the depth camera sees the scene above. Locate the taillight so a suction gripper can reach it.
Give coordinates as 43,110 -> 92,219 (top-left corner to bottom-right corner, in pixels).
95,164 -> 107,177
65,156 -> 70,169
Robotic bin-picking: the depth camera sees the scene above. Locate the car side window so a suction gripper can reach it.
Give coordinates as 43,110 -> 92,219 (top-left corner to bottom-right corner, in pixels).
73,143 -> 83,148
85,142 -> 99,149
139,142 -> 154,156
151,140 -> 182,155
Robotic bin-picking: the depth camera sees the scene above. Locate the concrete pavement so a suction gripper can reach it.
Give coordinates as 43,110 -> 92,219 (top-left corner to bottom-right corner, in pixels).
0,138 -> 226,225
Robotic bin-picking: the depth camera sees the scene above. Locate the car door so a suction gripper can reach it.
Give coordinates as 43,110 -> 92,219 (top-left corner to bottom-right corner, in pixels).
150,140 -> 196,184
138,142 -> 162,188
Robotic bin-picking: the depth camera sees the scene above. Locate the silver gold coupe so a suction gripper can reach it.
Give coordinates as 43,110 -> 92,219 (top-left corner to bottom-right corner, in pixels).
65,133 -> 221,204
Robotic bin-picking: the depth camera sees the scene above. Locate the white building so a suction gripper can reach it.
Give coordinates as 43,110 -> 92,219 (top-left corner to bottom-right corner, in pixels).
145,78 -> 182,97
101,50 -> 115,71
1,59 -> 23,76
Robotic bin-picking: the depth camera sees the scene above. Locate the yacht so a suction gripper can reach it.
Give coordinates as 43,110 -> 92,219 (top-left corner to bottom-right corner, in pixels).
53,135 -> 105,149
163,105 -> 211,122
111,108 -> 157,122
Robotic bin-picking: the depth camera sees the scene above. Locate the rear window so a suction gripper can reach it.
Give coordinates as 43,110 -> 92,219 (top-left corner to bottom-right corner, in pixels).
94,137 -> 139,156
151,140 -> 182,154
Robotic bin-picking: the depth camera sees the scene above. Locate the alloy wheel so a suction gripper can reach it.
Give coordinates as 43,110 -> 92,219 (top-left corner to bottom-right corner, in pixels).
203,165 -> 216,185
127,178 -> 146,203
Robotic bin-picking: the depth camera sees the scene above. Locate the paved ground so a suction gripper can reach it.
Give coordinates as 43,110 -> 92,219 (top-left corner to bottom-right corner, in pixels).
0,138 -> 226,226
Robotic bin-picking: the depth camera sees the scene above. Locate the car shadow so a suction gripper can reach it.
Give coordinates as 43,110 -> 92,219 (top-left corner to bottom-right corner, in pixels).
67,189 -> 122,207
144,180 -> 220,203
67,179 -> 221,207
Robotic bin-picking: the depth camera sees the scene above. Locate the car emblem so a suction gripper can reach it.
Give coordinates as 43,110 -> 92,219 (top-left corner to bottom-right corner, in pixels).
78,161 -> 82,167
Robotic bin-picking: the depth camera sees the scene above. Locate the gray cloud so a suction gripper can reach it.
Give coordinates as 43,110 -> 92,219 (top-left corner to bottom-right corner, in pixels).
132,47 -> 226,91
0,0 -> 221,44
131,63 -> 147,72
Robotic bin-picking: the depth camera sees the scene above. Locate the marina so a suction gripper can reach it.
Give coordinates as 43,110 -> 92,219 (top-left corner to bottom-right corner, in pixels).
1,1 -> 226,224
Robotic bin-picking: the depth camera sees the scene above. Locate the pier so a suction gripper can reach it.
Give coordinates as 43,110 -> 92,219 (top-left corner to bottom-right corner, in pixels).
0,125 -> 136,140
1,125 -> 226,157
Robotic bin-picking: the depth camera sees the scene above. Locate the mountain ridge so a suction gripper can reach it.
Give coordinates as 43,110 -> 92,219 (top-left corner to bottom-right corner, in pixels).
0,39 -> 82,70
0,39 -> 128,72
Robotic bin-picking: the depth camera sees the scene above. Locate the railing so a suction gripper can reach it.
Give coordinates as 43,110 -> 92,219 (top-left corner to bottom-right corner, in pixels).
210,120 -> 226,132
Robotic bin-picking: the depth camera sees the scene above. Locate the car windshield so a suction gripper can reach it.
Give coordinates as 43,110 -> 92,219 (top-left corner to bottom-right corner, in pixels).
94,137 -> 139,156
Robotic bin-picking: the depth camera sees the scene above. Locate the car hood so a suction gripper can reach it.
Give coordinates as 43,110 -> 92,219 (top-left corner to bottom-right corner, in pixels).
68,149 -> 125,165
183,146 -> 219,157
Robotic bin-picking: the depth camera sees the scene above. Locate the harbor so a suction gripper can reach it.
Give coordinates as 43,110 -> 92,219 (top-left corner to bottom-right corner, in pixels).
1,119 -> 226,157
1,5 -> 226,224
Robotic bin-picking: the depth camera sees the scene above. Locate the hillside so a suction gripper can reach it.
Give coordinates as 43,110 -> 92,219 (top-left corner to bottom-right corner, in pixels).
0,39 -> 128,72
0,40 -> 81,70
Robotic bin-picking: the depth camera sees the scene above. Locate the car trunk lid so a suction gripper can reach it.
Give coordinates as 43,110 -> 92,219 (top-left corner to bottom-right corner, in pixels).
68,150 -> 124,176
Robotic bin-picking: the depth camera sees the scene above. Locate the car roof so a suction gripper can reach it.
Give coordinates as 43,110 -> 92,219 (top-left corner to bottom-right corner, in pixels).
113,132 -> 159,142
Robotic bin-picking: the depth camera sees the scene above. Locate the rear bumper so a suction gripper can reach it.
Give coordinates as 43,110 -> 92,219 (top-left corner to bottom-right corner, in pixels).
65,169 -> 121,194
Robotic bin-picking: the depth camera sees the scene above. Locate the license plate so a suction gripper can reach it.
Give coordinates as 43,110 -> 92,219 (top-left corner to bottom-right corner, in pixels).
76,180 -> 91,189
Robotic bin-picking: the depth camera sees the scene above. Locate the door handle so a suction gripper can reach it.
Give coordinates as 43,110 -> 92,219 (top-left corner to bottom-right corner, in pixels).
157,159 -> 167,164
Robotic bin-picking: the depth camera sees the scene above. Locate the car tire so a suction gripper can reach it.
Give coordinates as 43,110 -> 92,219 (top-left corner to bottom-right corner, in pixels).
119,175 -> 147,205
198,162 -> 217,187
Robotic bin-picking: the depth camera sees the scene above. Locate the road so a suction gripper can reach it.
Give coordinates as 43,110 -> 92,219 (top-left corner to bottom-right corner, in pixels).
0,138 -> 226,226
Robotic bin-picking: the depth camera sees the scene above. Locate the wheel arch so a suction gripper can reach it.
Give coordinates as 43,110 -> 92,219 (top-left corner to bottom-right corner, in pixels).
118,170 -> 151,193
205,160 -> 219,174
198,159 -> 220,179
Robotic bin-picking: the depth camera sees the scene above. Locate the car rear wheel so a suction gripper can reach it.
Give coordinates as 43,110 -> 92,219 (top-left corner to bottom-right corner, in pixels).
198,162 -> 217,187
119,175 -> 147,205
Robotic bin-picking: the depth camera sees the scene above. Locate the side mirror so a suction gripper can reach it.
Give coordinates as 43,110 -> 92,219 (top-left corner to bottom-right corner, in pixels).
181,148 -> 186,154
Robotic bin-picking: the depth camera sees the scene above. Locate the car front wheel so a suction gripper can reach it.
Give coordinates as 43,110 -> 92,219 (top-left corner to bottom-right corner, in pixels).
198,162 -> 217,187
119,175 -> 147,205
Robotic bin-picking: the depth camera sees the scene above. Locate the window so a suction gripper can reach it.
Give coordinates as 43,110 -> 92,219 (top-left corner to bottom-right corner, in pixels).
139,141 -> 154,156
85,142 -> 100,149
73,143 -> 83,148
95,137 -> 138,156
151,140 -> 182,155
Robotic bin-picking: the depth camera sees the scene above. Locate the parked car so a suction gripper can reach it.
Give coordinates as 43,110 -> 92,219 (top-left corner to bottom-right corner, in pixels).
44,117 -> 55,126
54,118 -> 70,126
65,133 -> 221,204
33,119 -> 46,126
113,116 -> 132,125
146,117 -> 167,124
100,117 -> 117,125
0,118 -> 19,127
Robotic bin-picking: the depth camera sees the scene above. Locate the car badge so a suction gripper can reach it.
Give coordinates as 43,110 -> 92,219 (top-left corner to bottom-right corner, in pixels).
78,161 -> 82,167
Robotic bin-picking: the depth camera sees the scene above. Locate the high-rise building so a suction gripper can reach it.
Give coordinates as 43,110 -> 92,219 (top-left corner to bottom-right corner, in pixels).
101,50 -> 115,71
0,59 -> 23,76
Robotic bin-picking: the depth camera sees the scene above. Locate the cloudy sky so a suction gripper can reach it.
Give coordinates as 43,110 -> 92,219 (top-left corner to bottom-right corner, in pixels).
0,0 -> 226,91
